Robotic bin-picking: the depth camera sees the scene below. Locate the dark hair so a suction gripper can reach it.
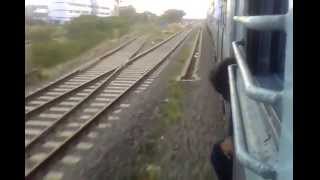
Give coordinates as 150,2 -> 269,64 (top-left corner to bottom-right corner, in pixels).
209,58 -> 236,102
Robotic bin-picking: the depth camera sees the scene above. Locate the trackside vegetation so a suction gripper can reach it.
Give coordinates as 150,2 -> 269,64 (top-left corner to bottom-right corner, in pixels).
28,16 -> 131,69
25,7 -> 187,87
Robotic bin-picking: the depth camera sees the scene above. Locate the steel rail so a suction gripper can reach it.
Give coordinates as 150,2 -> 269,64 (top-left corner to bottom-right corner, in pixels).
179,28 -> 201,80
26,30 -> 190,179
25,32 -> 180,149
25,68 -> 118,149
25,69 -> 115,119
25,37 -> 146,117
25,37 -> 137,101
25,33 -> 179,150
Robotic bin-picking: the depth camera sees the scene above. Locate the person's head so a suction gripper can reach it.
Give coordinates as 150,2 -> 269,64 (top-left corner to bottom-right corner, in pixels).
209,58 -> 236,102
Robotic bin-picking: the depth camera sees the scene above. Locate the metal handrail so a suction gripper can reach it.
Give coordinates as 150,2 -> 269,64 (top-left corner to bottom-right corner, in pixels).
232,41 -> 281,104
233,15 -> 286,31
228,64 -> 276,179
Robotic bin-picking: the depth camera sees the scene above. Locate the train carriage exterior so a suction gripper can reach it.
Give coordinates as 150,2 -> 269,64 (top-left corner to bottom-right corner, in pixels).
206,0 -> 292,180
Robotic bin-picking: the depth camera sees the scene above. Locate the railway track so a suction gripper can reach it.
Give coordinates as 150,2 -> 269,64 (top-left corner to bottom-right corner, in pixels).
25,29 -> 192,179
180,28 -> 202,80
25,36 -> 146,118
25,37 -> 137,98
25,36 -> 148,149
24,34 -> 175,150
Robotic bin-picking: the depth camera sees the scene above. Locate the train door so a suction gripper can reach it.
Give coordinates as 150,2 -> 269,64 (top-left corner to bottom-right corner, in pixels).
229,0 -> 292,179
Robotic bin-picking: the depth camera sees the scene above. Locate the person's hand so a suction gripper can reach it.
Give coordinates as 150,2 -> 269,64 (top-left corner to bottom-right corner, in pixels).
220,136 -> 233,159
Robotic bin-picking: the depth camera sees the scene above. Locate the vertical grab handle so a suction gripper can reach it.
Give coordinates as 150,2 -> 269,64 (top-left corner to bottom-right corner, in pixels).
232,41 -> 281,104
228,65 -> 276,179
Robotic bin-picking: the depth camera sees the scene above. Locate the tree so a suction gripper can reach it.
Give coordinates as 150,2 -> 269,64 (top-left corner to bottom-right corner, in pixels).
143,11 -> 158,22
160,9 -> 186,24
64,15 -> 101,39
119,5 -> 136,17
132,11 -> 157,23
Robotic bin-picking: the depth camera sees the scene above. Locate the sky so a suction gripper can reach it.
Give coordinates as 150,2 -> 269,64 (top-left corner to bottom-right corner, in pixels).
25,0 -> 209,19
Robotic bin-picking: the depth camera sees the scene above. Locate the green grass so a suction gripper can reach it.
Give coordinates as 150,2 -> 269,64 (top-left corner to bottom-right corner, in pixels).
131,22 -> 183,46
27,16 -> 132,70
130,80 -> 184,180
26,14 -> 186,83
160,31 -> 199,125
160,80 -> 184,126
176,43 -> 192,67
128,39 -> 194,180
127,32 -> 200,180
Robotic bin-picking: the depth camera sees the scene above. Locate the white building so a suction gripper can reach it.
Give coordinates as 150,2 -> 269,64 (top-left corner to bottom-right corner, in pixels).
48,0 -> 115,24
25,5 -> 49,22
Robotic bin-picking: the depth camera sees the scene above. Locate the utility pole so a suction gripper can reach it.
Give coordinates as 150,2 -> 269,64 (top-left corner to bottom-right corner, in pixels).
114,0 -> 119,16
26,6 -> 32,74
91,0 -> 98,16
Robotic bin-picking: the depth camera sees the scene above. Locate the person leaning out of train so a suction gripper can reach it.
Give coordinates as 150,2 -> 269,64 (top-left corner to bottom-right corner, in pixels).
209,57 -> 236,180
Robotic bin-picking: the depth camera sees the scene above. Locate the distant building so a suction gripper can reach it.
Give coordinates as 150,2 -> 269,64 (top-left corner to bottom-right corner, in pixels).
48,0 -> 114,24
116,0 -> 135,16
25,0 -> 136,24
25,5 -> 49,22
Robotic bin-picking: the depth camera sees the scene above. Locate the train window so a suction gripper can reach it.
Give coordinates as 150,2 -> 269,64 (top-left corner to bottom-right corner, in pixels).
247,31 -> 286,85
246,0 -> 288,115
270,31 -> 286,80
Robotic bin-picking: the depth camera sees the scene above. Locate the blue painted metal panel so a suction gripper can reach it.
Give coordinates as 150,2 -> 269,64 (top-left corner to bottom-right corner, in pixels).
275,2 -> 293,180
206,0 -> 292,180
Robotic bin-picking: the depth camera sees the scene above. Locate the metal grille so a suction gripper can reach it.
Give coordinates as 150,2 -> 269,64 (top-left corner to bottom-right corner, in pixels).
230,0 -> 292,179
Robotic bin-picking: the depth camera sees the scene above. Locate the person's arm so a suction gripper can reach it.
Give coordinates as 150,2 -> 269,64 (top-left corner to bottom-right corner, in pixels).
220,136 -> 233,159
221,113 -> 234,159
228,115 -> 233,137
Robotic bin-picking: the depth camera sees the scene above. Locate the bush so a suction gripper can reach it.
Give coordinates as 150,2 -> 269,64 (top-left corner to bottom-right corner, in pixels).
65,15 -> 100,40
27,26 -> 56,42
29,15 -> 133,69
64,15 -> 130,39
31,40 -> 82,68
25,18 -> 48,26
160,9 -> 186,24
